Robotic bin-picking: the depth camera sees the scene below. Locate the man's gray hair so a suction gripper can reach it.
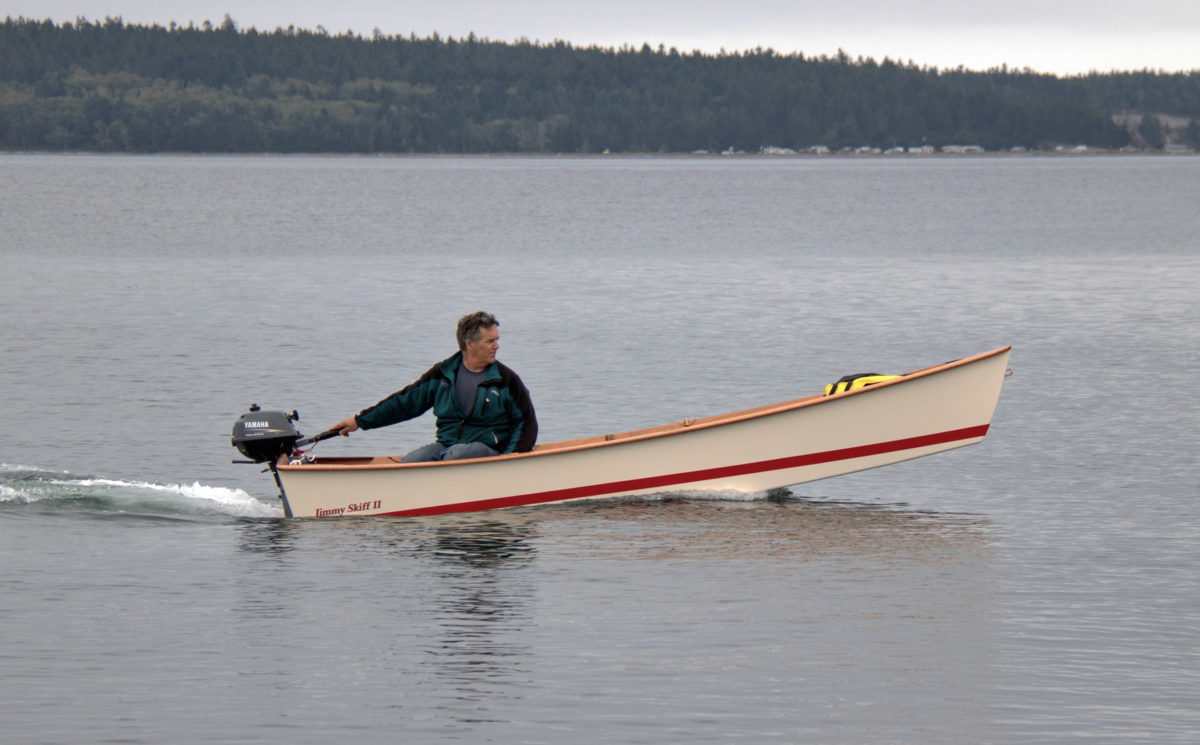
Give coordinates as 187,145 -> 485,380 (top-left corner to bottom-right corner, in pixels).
457,311 -> 498,352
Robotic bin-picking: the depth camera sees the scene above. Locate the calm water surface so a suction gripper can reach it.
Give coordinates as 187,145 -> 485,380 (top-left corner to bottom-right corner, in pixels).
1,154 -> 1198,744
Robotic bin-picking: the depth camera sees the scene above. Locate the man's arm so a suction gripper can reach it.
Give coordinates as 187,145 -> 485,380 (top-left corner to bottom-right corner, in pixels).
501,366 -> 538,453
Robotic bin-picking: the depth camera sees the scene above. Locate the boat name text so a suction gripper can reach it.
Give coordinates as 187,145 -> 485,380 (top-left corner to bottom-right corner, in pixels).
315,500 -> 382,517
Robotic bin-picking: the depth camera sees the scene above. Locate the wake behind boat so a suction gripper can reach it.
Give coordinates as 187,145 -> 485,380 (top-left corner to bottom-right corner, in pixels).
232,347 -> 1011,518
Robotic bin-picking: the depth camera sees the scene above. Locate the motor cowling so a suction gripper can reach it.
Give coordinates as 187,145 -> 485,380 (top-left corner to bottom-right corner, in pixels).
231,405 -> 302,463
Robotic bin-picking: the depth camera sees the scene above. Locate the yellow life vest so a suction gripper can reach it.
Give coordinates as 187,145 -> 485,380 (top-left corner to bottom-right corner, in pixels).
823,373 -> 901,396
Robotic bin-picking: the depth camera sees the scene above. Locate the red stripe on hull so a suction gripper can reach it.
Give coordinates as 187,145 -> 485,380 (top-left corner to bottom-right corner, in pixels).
375,424 -> 991,517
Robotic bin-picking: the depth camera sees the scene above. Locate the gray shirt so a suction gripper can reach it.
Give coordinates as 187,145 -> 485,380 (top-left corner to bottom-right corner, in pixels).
455,364 -> 486,417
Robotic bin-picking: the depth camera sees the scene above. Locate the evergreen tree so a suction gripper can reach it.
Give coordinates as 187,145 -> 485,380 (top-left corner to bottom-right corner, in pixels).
1138,115 -> 1166,149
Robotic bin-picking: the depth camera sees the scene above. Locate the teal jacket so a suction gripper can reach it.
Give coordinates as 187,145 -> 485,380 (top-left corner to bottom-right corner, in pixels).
354,352 -> 538,454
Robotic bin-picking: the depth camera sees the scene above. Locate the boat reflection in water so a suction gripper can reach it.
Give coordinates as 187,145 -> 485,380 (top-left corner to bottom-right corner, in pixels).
232,497 -> 997,735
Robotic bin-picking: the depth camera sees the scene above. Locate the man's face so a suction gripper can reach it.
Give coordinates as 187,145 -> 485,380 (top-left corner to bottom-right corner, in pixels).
464,326 -> 500,369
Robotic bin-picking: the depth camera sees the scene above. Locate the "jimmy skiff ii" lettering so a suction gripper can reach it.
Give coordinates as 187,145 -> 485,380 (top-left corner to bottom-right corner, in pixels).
314,500 -> 382,517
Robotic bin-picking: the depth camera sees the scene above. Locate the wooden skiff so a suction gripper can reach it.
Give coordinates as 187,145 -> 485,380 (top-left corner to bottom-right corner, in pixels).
263,346 -> 1010,518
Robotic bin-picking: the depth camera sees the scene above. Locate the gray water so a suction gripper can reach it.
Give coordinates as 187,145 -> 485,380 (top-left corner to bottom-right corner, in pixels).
1,154 -> 1198,744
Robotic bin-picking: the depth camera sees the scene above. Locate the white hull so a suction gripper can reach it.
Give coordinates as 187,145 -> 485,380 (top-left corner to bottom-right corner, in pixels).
275,347 -> 1011,517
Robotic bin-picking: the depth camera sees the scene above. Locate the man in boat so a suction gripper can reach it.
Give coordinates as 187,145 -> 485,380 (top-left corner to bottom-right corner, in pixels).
329,311 -> 538,462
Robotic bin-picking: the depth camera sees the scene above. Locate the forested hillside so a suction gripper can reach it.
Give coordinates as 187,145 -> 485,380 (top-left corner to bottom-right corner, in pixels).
3,16 -> 1198,154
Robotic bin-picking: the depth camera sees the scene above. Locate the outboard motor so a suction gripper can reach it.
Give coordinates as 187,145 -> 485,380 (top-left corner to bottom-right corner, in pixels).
231,406 -> 341,518
231,405 -> 302,463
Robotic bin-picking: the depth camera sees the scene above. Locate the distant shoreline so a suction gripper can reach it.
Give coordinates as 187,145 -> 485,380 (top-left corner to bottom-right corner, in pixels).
7,18 -> 1197,155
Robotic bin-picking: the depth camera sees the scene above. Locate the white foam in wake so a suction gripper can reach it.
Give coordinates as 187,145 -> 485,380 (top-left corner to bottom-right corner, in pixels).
73,479 -> 284,518
0,464 -> 285,518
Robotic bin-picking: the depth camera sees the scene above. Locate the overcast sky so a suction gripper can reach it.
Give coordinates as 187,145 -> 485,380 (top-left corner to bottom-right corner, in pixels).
9,0 -> 1199,75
